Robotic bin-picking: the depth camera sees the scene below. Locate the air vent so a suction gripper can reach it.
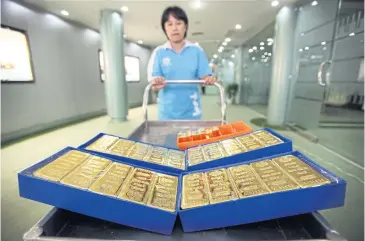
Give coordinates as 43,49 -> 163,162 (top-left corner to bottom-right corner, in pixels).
192,31 -> 204,36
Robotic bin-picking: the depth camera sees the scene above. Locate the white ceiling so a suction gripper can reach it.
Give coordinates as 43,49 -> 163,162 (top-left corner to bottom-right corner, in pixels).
23,0 -> 299,59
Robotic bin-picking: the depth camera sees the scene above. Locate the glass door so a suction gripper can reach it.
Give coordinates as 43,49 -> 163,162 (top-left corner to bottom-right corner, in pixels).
287,0 -> 341,132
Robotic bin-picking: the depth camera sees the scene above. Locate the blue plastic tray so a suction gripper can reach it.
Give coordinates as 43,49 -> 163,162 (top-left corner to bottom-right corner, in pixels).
18,146 -> 181,235
179,150 -> 346,232
186,128 -> 293,172
79,133 -> 186,174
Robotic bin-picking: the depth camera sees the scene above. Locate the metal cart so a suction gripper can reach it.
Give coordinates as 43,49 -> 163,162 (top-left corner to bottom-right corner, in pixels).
22,80 -> 345,241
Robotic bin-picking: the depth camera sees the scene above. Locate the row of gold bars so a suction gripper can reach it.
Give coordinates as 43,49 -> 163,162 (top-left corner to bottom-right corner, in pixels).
34,150 -> 179,212
187,130 -> 284,166
86,135 -> 186,170
182,155 -> 331,209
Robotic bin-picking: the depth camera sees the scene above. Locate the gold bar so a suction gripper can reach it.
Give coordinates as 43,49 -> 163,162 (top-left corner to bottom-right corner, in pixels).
86,135 -> 119,152
220,139 -> 247,156
107,139 -> 135,157
250,160 -> 300,192
117,168 -> 156,205
236,134 -> 265,151
273,155 -> 330,188
252,130 -> 283,146
89,162 -> 132,196
60,156 -> 112,189
34,150 -> 90,182
164,149 -> 185,170
228,164 -> 270,198
187,147 -> 206,166
202,143 -> 227,161
181,173 -> 210,209
144,146 -> 168,164
127,143 -> 151,160
205,169 -> 238,204
147,174 -> 178,212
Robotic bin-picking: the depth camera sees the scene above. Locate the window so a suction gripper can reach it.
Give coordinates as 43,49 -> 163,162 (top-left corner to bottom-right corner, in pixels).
99,50 -> 140,82
0,25 -> 34,82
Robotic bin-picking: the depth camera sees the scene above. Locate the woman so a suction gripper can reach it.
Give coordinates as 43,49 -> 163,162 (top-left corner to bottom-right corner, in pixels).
148,6 -> 217,120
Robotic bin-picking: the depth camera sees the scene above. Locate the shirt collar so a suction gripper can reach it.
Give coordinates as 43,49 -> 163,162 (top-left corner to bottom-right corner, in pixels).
163,40 -> 195,50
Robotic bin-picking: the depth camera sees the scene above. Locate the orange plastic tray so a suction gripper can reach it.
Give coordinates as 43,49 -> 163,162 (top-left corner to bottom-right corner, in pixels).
177,120 -> 253,150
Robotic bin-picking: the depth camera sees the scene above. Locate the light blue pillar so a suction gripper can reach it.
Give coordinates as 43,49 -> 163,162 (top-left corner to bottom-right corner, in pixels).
100,10 -> 128,121
267,6 -> 296,126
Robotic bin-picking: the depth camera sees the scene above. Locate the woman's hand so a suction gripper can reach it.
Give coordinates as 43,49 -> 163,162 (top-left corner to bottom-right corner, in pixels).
152,77 -> 166,91
201,75 -> 217,85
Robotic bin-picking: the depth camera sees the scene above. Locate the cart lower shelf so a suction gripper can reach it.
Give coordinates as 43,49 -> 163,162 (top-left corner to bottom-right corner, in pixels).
23,208 -> 343,241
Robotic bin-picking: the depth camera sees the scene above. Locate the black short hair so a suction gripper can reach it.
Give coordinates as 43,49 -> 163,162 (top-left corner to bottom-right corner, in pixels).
161,6 -> 188,38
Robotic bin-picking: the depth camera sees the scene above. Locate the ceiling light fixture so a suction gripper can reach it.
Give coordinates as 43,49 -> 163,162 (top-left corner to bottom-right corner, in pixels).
262,55 -> 265,59
60,10 -> 69,16
218,48 -> 223,53
193,0 -> 202,9
248,49 -> 253,53
225,38 -> 232,42
264,52 -> 268,55
252,57 -> 256,61
304,46 -> 309,50
268,53 -> 272,56
311,1 -> 318,6
268,42 -> 273,46
260,46 -> 265,50
271,1 -> 279,7
252,46 -> 257,50
138,40 -> 143,44
321,41 -> 326,45
213,54 -> 218,58
235,24 -> 242,30
267,38 -> 274,42
299,48 -> 303,52
349,32 -> 355,36
301,32 -> 305,36
222,42 -> 227,46
231,54 -> 235,58
121,6 -> 129,12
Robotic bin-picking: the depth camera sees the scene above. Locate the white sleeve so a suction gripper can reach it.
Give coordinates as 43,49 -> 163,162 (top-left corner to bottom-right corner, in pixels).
147,46 -> 161,82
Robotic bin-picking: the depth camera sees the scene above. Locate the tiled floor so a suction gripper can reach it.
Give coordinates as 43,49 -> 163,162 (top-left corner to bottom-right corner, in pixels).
2,96 -> 364,241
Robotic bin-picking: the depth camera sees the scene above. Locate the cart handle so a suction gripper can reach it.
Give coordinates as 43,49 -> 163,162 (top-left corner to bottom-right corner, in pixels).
142,80 -> 226,124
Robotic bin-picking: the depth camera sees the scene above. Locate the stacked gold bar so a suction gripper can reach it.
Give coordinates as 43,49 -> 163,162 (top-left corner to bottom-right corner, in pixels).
202,143 -> 227,162
89,162 -> 132,196
220,138 -> 246,155
86,135 -> 119,152
108,139 -> 135,157
181,173 -> 210,209
273,155 -> 330,188
236,134 -> 265,151
127,143 -> 151,160
144,146 -> 168,165
147,174 -> 179,212
61,156 -> 112,189
182,156 -> 331,210
34,150 -> 90,182
164,149 -> 186,170
205,169 -> 238,204
228,165 -> 270,198
251,130 -> 283,147
187,146 -> 206,166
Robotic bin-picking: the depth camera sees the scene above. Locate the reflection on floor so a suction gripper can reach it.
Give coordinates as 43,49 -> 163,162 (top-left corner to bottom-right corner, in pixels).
321,106 -> 364,123
248,104 -> 364,164
1,96 -> 364,241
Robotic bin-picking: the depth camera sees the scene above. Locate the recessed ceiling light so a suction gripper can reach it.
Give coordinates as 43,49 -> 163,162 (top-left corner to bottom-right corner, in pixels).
235,24 -> 242,30
311,1 -> 318,6
321,41 -> 326,45
222,42 -> 227,46
213,54 -> 218,58
218,48 -> 223,53
264,52 -> 268,55
323,47 -> 327,51
225,38 -> 231,42
60,10 -> 69,16
260,42 -> 265,46
231,54 -> 235,58
268,53 -> 272,56
121,6 -> 129,12
304,46 -> 309,50
248,49 -> 253,53
252,57 -> 256,61
271,1 -> 279,7
262,55 -> 265,58
138,40 -> 143,44
252,46 -> 257,50
349,32 -> 355,36
299,48 -> 303,52
268,42 -> 273,46
267,38 -> 274,42
260,46 -> 265,50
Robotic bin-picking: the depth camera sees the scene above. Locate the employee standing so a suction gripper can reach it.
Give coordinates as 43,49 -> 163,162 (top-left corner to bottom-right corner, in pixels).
148,6 -> 217,120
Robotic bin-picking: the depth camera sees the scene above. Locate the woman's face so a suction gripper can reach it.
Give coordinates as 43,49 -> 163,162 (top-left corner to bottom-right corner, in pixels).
164,14 -> 187,43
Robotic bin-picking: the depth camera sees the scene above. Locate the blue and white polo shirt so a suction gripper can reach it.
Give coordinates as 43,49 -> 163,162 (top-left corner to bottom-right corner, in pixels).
147,40 -> 212,120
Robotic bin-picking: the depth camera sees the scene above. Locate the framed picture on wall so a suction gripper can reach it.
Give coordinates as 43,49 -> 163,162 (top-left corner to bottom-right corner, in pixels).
98,50 -> 140,82
0,25 -> 35,83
